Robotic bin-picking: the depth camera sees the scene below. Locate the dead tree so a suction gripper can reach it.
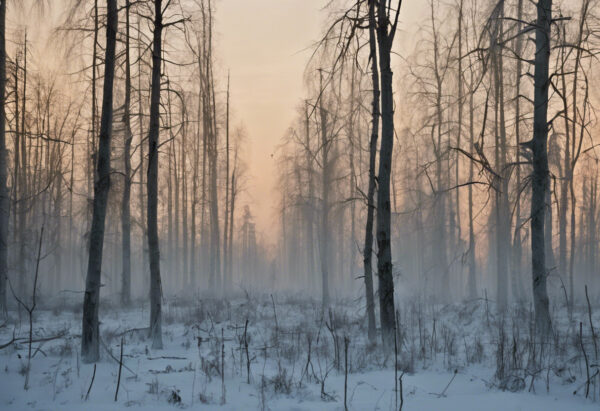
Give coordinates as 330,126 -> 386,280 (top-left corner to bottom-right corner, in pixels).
528,0 -> 553,336
82,0 -> 118,363
148,0 -> 164,349
375,0 -> 402,347
362,0 -> 379,343
0,0 -> 7,313
121,0 -> 133,306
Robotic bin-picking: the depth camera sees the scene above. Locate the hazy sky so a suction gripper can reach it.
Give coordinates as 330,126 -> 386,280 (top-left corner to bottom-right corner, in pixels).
215,0 -> 428,246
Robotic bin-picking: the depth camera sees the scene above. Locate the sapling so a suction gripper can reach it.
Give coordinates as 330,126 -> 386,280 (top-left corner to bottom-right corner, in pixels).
221,327 -> 225,404
344,335 -> 349,411
8,226 -> 43,390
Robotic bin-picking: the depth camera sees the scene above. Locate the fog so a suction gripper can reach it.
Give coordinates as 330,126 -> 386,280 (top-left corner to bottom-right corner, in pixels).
1,0 -> 600,409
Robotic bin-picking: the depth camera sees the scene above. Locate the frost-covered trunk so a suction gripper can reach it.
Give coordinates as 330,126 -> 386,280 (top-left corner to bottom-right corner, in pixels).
81,0 -> 117,363
530,0 -> 552,336
148,0 -> 163,349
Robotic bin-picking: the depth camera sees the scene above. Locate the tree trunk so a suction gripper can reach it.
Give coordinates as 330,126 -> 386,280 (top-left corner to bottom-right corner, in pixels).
318,70 -> 330,308
530,0 -> 552,336
121,0 -> 132,306
148,0 -> 163,349
467,67 -> 477,300
228,168 -> 236,290
0,0 -> 7,313
431,3 -> 449,303
223,72 -> 230,293
511,0 -> 524,304
137,16 -> 148,293
375,0 -> 400,347
492,10 -> 509,309
363,0 -> 378,343
81,0 -> 118,363
304,102 -> 315,293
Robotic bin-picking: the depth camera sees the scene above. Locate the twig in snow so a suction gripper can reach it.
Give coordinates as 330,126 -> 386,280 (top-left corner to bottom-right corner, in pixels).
431,369 -> 458,398
85,364 -> 96,401
115,336 -> 124,401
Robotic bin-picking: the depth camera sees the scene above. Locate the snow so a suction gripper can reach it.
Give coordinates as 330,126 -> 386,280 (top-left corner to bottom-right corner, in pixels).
0,295 -> 598,410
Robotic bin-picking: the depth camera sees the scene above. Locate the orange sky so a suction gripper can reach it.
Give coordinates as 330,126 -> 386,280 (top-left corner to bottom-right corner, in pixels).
215,0 -> 427,246
10,0 -> 429,248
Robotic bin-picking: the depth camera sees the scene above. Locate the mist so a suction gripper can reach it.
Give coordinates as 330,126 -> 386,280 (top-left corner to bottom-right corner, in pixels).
1,0 -> 600,410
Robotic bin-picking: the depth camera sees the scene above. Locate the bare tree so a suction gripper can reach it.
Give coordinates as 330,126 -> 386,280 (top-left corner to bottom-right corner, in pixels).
362,0 -> 379,343
528,0 -> 553,336
121,0 -> 133,306
148,0 -> 164,349
81,0 -> 118,363
375,0 -> 402,346
0,0 -> 7,314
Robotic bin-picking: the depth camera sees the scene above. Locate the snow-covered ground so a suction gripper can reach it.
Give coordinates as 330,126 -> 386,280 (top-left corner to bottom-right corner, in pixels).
0,295 -> 598,410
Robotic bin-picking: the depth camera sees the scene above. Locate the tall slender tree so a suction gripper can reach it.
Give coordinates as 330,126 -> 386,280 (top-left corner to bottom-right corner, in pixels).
81,0 -> 118,363
529,0 -> 553,336
362,0 -> 379,343
121,0 -> 133,306
375,0 -> 402,346
148,0 -> 164,349
0,0 -> 7,313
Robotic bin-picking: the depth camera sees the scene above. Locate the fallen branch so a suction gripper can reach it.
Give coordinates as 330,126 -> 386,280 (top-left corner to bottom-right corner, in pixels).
431,369 -> 458,398
0,334 -> 16,349
100,337 -> 137,378
115,336 -> 124,401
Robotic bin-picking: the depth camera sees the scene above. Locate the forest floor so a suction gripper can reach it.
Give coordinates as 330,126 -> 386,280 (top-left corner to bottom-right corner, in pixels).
0,293 -> 599,410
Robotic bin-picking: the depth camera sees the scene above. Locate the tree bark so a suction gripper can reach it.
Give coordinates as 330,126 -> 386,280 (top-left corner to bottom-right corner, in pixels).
223,72 -> 230,293
81,0 -> 118,363
148,0 -> 163,349
318,70 -> 330,308
363,0 -> 379,343
121,0 -> 132,306
530,0 -> 552,336
0,0 -> 7,313
511,0 -> 524,304
375,0 -> 401,347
